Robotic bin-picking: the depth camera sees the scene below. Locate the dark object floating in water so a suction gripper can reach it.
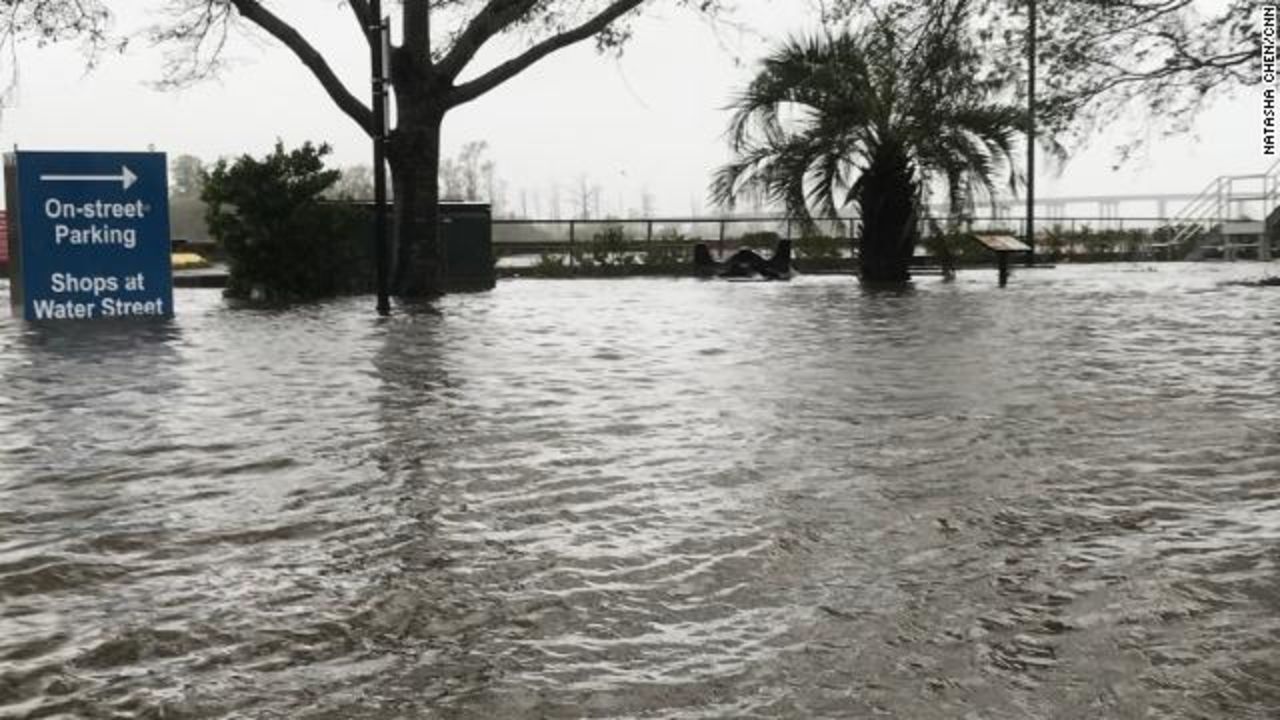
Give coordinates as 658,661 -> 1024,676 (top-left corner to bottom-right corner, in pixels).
694,240 -> 792,281
1224,276 -> 1280,287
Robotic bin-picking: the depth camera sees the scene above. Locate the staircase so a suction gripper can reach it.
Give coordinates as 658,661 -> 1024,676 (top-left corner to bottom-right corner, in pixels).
1268,182 -> 1280,249
1165,161 -> 1280,260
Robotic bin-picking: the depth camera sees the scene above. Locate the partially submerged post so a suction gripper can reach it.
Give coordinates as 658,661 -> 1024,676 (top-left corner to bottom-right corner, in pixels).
973,234 -> 1032,287
369,5 -> 390,316
1025,0 -> 1037,267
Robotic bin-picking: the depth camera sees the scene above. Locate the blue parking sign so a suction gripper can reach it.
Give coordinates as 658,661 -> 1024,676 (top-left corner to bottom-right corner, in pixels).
4,151 -> 174,320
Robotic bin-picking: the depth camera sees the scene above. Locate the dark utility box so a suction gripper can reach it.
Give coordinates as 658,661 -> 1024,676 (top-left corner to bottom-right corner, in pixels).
439,202 -> 495,292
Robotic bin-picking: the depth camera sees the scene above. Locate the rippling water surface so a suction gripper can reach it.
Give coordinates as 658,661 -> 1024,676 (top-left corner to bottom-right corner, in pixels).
3,263 -> 1280,719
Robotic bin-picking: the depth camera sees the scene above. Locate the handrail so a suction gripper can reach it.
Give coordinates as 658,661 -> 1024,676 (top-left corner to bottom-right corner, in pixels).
1169,176 -> 1227,248
1161,162 -> 1280,256
1266,158 -> 1280,231
492,215 -> 854,225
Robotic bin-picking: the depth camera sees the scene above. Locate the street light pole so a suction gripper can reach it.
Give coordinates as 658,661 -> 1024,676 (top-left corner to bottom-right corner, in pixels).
370,1 -> 391,316
1025,0 -> 1037,266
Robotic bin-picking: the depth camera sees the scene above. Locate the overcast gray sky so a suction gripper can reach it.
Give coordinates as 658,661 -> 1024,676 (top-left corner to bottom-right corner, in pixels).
0,0 -> 1267,217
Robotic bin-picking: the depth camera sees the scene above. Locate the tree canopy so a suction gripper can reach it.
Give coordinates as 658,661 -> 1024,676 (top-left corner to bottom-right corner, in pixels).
1,0 -> 113,108
140,0 -> 726,136
3,0 -> 729,296
713,7 -> 1024,283
824,0 -> 1257,156
1,0 -> 111,47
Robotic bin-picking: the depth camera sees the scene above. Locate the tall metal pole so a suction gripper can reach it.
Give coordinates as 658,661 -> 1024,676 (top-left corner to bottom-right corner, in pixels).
370,2 -> 391,316
1025,0 -> 1037,266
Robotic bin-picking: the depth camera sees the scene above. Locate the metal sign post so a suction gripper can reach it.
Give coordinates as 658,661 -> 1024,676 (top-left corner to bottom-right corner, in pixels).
1026,0 -> 1037,266
370,3 -> 391,316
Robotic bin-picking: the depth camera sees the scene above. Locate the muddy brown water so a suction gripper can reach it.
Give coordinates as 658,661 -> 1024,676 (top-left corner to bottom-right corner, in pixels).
2,264 -> 1280,718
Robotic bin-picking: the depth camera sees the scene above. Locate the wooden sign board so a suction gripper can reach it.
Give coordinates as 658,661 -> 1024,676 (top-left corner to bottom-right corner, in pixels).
973,234 -> 1031,253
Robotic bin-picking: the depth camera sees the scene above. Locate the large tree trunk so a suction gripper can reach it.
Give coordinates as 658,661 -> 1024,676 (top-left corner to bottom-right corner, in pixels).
856,141 -> 918,285
388,104 -> 445,297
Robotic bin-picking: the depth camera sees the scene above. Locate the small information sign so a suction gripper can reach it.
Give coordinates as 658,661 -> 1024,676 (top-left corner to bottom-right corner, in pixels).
973,234 -> 1031,253
4,151 -> 173,321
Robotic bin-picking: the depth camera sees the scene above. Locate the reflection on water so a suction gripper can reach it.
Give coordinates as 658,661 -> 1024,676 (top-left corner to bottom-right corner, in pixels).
3,263 -> 1280,718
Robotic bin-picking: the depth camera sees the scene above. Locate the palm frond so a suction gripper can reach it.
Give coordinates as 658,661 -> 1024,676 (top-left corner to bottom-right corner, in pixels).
713,18 -> 1032,248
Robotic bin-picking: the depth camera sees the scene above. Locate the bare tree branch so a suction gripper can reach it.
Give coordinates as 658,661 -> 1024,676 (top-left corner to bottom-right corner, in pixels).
831,0 -> 1256,154
228,0 -> 373,134
346,0 -> 373,48
150,1 -> 239,87
435,0 -> 539,81
447,0 -> 645,107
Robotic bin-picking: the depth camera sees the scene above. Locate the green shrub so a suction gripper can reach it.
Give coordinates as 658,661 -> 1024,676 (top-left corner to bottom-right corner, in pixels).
585,224 -> 633,266
739,230 -> 781,251
922,229 -> 960,279
530,252 -> 572,276
640,246 -> 683,266
795,234 -> 844,259
642,231 -> 688,266
202,141 -> 370,301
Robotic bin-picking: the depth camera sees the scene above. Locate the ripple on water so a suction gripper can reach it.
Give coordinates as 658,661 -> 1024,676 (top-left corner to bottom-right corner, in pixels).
3,266 -> 1280,718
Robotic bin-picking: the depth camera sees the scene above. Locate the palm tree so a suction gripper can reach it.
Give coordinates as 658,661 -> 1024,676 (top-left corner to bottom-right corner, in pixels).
711,8 -> 1025,284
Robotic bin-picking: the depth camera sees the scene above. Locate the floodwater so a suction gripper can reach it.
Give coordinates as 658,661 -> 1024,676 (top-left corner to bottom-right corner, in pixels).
2,263 -> 1280,719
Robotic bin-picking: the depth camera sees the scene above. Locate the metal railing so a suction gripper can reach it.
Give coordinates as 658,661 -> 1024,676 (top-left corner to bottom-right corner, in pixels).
1168,160 -> 1280,256
493,215 -> 851,241
492,216 -> 853,267
1266,160 -> 1280,244
494,215 -> 1200,245
490,214 -> 1216,267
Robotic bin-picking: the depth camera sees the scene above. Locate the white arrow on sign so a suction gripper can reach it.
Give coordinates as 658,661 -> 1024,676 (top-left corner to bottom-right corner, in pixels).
39,165 -> 138,191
